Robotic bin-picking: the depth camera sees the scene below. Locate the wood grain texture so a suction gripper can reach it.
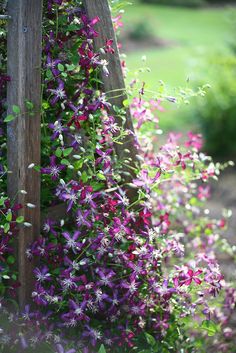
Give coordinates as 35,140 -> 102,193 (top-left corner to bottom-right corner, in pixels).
7,0 -> 43,308
42,204 -> 68,226
83,0 -> 139,190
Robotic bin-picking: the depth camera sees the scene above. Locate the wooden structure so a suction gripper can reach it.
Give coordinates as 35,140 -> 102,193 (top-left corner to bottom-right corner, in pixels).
5,0 -> 138,307
7,0 -> 43,307
83,0 -> 139,173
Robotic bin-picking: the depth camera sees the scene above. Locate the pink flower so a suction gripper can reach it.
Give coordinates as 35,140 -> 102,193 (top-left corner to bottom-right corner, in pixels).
185,132 -> 203,151
198,185 -> 211,200
179,269 -> 203,286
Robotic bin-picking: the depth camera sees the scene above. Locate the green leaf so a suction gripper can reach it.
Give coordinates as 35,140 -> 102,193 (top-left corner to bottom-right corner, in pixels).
46,69 -> 53,79
33,165 -> 41,172
98,345 -> 106,353
81,171 -> 88,183
25,100 -> 34,110
123,99 -> 129,108
42,101 -> 50,110
4,114 -> 15,123
55,148 -> 62,158
11,274 -> 17,281
97,173 -> 106,181
52,268 -> 60,275
58,63 -> 64,72
90,181 -> 104,191
61,159 -> 70,166
12,105 -> 21,114
4,223 -> 10,233
74,159 -> 83,170
63,147 -> 73,157
16,216 -> 24,223
201,320 -> 218,337
66,64 -> 76,71
145,332 -> 156,347
0,197 -> 7,206
67,24 -> 81,31
7,255 -> 15,265
6,212 -> 12,222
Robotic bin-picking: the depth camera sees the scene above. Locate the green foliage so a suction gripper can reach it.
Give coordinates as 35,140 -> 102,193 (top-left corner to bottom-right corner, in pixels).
98,345 -> 107,353
200,320 -> 219,336
191,54 -> 236,158
140,0 -> 206,7
140,0 -> 236,6
128,21 -> 154,41
207,0 -> 236,3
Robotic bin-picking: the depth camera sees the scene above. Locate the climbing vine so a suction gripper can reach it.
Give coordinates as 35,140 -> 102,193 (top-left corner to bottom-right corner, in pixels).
0,1 -> 235,353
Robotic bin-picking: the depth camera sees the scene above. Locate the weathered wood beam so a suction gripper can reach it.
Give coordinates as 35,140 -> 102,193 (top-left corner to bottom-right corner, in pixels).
83,0 -> 139,189
7,0 -> 43,308
42,204 -> 68,226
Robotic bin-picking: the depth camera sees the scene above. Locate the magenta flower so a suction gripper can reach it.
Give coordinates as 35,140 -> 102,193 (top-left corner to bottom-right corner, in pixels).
179,269 -> 203,286
198,185 -> 211,200
185,131 -> 203,151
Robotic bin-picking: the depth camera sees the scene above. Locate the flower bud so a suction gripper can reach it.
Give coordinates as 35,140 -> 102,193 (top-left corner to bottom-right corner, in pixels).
23,222 -> 32,227
26,203 -> 36,208
20,190 -> 27,194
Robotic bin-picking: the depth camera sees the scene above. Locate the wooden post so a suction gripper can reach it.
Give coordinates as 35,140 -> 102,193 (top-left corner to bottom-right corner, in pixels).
83,0 -> 139,187
7,0 -> 43,308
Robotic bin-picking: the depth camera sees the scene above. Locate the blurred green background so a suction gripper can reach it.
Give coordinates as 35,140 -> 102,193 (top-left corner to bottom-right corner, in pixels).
121,0 -> 236,159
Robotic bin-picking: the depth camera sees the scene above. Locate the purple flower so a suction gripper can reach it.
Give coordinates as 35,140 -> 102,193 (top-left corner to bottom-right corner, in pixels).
82,325 -> 102,347
88,93 -> 111,111
62,231 -> 82,253
48,80 -> 67,105
48,119 -> 68,140
96,148 -> 113,169
21,305 -> 34,321
41,155 -> 65,180
79,15 -> 100,38
80,190 -> 99,209
33,266 -> 51,283
153,279 -> 176,300
76,209 -> 92,228
97,268 -> 115,288
32,283 -> 48,306
47,0 -> 63,13
45,54 -> 61,77
59,270 -> 80,291
102,114 -> 120,135
62,299 -> 89,323
133,169 -> 161,192
42,219 -> 58,236
55,344 -> 76,353
62,190 -> 79,212
121,276 -> 140,295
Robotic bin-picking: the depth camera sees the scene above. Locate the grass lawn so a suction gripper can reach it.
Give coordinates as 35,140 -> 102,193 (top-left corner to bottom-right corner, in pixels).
122,2 -> 235,130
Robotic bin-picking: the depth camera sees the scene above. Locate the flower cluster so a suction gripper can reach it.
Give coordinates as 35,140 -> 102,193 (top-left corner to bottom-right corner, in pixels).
0,1 -> 235,353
